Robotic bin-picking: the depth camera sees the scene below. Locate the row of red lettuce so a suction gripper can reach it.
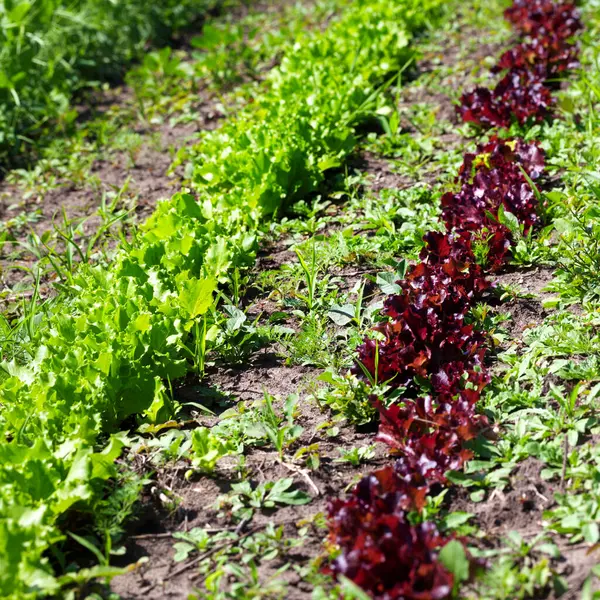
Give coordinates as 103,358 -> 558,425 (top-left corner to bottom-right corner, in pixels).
324,1 -> 583,597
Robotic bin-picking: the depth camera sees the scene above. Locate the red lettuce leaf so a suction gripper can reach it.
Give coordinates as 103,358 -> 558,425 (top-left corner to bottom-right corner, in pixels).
504,0 -> 582,40
326,466 -> 456,599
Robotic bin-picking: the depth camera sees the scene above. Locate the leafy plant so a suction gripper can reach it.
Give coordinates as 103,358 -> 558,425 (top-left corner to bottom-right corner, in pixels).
216,478 -> 311,522
312,370 -> 377,425
325,466 -> 465,598
471,532 -> 563,600
258,393 -> 304,460
190,427 -> 235,473
335,445 -> 376,467
0,0 -> 218,164
459,0 -> 581,129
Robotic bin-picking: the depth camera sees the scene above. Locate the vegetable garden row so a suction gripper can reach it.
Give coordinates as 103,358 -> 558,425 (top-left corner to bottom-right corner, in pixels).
1,0 -> 599,597
325,1 -> 586,597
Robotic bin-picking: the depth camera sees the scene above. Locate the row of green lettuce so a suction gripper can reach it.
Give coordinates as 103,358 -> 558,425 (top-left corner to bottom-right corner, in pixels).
0,0 -> 217,167
0,0 -> 443,597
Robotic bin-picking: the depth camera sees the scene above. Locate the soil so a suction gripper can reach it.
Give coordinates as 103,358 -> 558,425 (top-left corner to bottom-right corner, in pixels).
495,265 -> 556,298
493,265 -> 556,338
451,457 -> 553,538
112,364 -> 389,599
349,151 -> 415,194
0,91 -> 223,297
450,456 -> 600,599
109,12 -> 527,600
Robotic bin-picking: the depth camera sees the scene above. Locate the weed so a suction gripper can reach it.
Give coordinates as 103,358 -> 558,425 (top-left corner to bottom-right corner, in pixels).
335,445 -> 376,467
216,479 -> 311,522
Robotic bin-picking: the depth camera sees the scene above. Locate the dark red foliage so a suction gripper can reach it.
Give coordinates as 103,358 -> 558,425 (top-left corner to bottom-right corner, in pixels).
493,37 -> 580,81
431,358 -> 490,397
459,68 -> 554,129
345,137 -> 546,595
469,136 -> 546,180
354,232 -> 489,389
377,390 -> 488,484
491,71 -> 554,126
356,316 -> 486,391
460,0 -> 581,129
441,137 -> 545,266
418,230 -> 488,272
325,2 -> 580,595
504,0 -> 582,40
326,467 -> 455,599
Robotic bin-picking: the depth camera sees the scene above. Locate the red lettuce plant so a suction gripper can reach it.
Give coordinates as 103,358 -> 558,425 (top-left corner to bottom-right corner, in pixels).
460,0 -> 581,129
441,137 -> 545,267
377,390 -> 488,484
504,0 -> 582,40
325,2 -> 579,596
326,466 -> 456,599
493,37 -> 580,81
355,232 -> 489,389
332,137 -> 545,598
459,68 -> 554,129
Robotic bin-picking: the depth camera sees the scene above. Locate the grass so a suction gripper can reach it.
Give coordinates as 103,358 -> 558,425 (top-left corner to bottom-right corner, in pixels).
0,0 -> 222,167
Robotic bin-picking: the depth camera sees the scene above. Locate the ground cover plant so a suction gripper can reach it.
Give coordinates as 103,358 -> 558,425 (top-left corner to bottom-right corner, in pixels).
0,0 -> 346,313
0,0 -> 599,598
0,0 -> 228,166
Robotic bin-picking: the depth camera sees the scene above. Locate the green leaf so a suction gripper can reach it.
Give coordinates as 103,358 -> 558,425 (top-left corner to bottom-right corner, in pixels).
537,542 -> 560,558
376,271 -> 401,295
224,305 -> 247,333
8,3 -> 32,25
443,512 -> 474,530
142,377 -> 177,425
58,563 -> 130,585
470,489 -> 486,503
439,540 -> 470,585
497,204 -> 521,236
268,478 -> 311,505
191,427 -> 233,472
173,542 -> 195,562
0,71 -> 11,89
178,277 -> 217,319
52,451 -> 93,514
552,217 -> 574,235
338,576 -> 372,600
318,155 -> 341,172
581,576 -> 594,600
90,434 -> 126,480
328,303 -> 354,326
205,238 -> 231,280
583,522 -> 599,544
